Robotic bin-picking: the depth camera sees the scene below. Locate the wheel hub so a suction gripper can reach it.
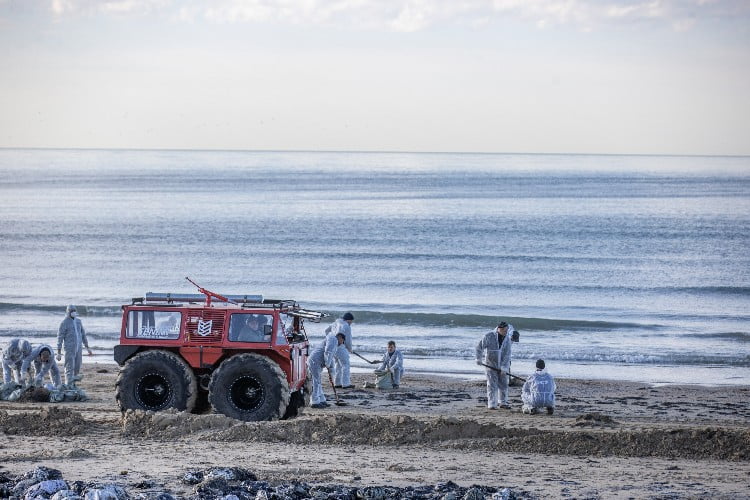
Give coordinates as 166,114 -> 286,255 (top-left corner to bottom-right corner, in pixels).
136,373 -> 172,410
229,375 -> 264,412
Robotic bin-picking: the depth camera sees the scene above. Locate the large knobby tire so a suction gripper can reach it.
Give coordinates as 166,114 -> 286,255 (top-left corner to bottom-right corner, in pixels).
208,353 -> 290,421
116,350 -> 198,413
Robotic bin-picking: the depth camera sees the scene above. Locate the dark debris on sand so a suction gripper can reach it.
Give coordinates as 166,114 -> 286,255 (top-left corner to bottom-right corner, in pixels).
0,466 -> 536,500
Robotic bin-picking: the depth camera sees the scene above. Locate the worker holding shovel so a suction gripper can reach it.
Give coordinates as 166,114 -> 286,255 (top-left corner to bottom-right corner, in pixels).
475,321 -> 519,410
307,332 -> 345,409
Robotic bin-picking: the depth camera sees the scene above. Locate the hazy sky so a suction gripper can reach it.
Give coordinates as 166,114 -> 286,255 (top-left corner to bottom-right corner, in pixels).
1,0 -> 749,155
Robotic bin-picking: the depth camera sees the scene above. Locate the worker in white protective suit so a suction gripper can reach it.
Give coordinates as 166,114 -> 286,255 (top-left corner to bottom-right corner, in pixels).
307,332 -> 345,409
475,321 -> 519,409
376,340 -> 404,388
57,305 -> 92,386
2,338 -> 33,384
522,359 -> 556,415
326,312 -> 354,389
21,344 -> 62,388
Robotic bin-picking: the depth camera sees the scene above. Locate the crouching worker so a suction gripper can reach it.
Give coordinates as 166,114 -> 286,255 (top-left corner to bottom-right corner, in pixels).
374,340 -> 403,389
21,344 -> 62,390
2,338 -> 33,385
521,359 -> 556,415
307,332 -> 345,409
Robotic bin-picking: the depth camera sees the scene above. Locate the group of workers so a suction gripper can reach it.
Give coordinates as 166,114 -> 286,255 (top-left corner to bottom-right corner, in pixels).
308,314 -> 556,415
1,305 -> 91,393
3,306 -> 555,415
306,312 -> 406,408
475,320 -> 555,414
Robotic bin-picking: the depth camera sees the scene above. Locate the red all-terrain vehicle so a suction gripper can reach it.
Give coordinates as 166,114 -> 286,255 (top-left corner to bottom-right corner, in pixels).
114,279 -> 327,421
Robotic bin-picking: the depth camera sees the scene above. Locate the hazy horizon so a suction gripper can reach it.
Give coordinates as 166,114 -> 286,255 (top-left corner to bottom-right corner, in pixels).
1,0 -> 749,157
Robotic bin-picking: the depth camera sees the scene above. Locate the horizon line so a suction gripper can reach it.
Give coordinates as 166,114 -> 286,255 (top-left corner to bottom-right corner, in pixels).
1,146 -> 748,159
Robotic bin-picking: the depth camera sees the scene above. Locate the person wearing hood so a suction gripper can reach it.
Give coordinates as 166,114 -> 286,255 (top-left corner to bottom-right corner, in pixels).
237,314 -> 264,342
376,340 -> 404,388
21,344 -> 62,388
57,305 -> 92,386
475,320 -> 518,409
2,338 -> 33,385
325,312 -> 355,389
522,359 -> 556,415
307,332 -> 345,409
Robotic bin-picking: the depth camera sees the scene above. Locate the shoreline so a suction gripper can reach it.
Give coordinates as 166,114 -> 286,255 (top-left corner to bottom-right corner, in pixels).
1,364 -> 749,498
51,354 -> 750,387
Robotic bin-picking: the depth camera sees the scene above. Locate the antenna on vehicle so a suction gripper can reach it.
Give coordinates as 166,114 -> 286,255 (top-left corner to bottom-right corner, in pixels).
185,276 -> 237,306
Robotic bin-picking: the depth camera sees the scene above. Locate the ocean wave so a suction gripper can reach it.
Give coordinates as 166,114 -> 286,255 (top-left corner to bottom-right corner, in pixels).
668,286 -> 750,297
700,331 -> 750,341
325,310 -> 649,331
0,330 -> 120,340
0,301 -> 655,331
510,351 -> 750,367
380,346 -> 749,367
0,302 -> 123,316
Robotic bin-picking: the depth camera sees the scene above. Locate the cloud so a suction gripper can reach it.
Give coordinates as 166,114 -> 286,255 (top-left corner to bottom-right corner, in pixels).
32,0 -> 750,31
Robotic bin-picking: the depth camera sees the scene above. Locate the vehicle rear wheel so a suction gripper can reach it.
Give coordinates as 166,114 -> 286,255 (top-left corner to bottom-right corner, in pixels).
208,353 -> 290,421
116,350 -> 197,412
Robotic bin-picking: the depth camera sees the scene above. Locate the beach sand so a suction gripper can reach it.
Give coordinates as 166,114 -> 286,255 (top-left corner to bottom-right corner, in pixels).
1,363 -> 749,498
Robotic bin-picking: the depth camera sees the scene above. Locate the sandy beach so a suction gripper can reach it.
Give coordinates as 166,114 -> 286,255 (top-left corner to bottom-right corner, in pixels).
1,363 -> 749,499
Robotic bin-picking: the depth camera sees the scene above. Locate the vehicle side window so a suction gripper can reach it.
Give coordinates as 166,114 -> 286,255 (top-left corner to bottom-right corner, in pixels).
229,313 -> 272,343
126,311 -> 181,339
275,316 -> 288,345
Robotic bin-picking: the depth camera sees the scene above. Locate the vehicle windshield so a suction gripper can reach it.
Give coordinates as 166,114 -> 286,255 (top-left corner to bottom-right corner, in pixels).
126,310 -> 181,339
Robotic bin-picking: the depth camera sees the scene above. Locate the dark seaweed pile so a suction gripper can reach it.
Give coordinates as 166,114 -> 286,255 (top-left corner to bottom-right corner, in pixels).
0,466 -> 535,500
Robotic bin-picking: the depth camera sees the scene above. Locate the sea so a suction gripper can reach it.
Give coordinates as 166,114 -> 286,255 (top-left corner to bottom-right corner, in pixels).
1,149 -> 748,386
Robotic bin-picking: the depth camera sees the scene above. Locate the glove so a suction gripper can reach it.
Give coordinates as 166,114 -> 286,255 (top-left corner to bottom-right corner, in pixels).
87,349 -> 93,356
476,360 -> 482,366
56,353 -> 62,361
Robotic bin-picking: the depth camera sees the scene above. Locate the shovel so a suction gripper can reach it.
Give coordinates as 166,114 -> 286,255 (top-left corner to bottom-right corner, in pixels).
352,351 -> 379,364
479,362 -> 526,383
326,366 -> 348,406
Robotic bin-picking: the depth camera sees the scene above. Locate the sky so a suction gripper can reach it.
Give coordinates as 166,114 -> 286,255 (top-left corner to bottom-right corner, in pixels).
0,0 -> 749,155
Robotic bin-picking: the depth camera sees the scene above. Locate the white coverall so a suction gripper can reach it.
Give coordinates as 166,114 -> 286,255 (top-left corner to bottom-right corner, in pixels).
306,333 -> 339,405
475,324 -> 514,408
521,369 -> 556,412
2,338 -> 32,384
21,344 -> 62,388
57,310 -> 90,385
325,318 -> 352,387
377,349 -> 404,386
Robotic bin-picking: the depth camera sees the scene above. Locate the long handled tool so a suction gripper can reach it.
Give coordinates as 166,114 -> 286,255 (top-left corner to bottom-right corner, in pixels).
326,366 -> 347,406
479,362 -> 526,383
352,351 -> 379,364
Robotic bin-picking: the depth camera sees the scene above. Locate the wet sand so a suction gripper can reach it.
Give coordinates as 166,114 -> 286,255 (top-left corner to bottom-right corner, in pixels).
1,363 -> 749,498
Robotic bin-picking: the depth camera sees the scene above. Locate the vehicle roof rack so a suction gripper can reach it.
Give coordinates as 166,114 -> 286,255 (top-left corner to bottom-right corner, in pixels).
145,292 -> 264,304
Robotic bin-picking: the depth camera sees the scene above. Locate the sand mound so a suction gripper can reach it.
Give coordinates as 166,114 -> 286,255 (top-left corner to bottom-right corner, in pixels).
0,407 -> 89,436
121,409 -> 238,437
573,412 -> 618,426
118,411 -> 750,461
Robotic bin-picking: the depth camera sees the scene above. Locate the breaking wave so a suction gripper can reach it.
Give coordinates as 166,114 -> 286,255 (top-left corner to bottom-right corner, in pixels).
0,302 -> 122,316
321,310 -> 651,331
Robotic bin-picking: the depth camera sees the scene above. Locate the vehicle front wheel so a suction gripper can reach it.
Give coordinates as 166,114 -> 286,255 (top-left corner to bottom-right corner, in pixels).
208,353 -> 290,421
